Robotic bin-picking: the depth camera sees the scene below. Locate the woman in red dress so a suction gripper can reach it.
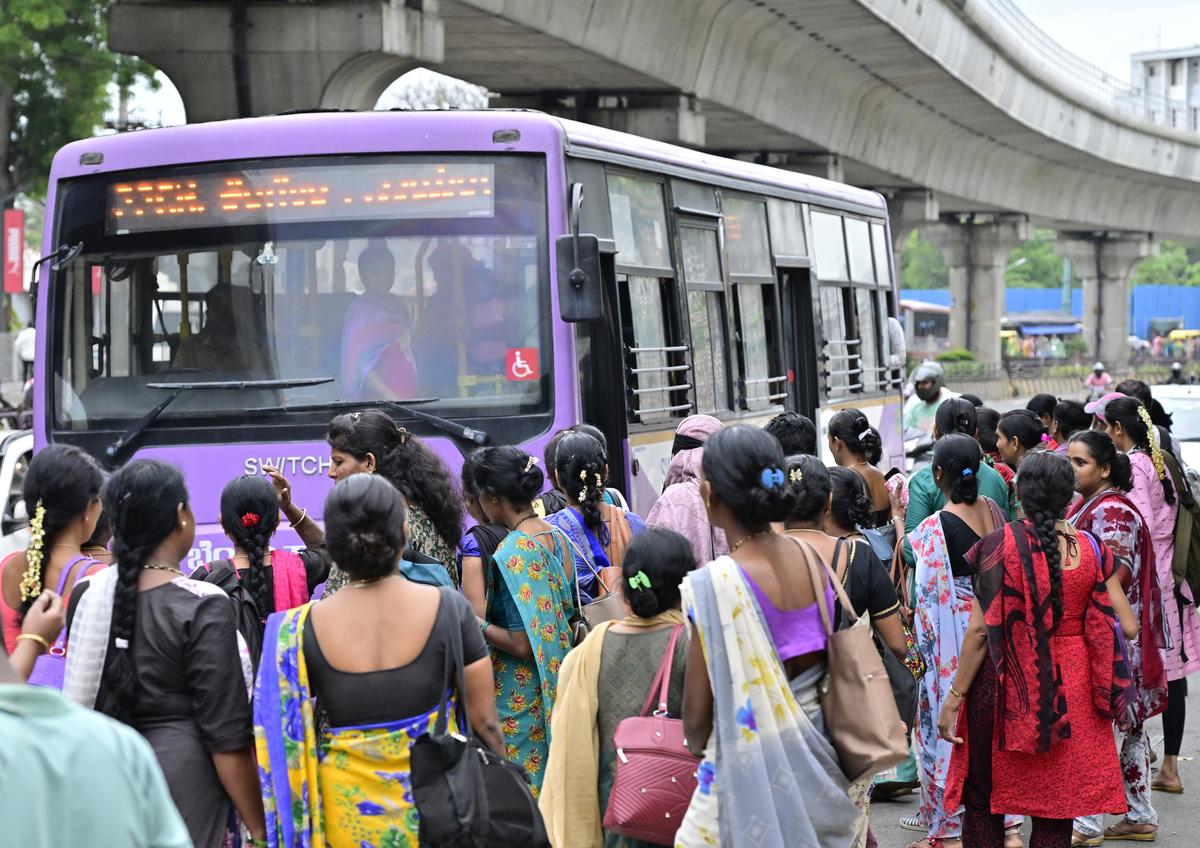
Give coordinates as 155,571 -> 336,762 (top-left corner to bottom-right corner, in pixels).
936,451 -> 1137,848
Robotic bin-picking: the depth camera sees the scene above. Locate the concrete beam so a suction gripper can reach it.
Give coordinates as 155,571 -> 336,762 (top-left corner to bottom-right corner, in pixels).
765,153 -> 845,184
493,93 -> 706,147
109,0 -> 443,121
1058,234 -> 1158,366
924,216 -> 1030,365
886,188 -> 940,254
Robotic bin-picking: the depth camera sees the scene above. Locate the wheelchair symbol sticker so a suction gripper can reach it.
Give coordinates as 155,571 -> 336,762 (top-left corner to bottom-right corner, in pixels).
505,348 -> 539,381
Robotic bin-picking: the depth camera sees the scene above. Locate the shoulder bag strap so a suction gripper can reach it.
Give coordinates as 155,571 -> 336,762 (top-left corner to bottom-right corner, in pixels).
832,538 -> 852,585
433,587 -> 471,738
639,623 -> 685,716
783,534 -> 862,625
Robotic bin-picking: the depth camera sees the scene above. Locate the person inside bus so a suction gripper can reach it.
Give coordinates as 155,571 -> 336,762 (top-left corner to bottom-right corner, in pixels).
173,283 -> 269,376
339,241 -> 418,401
416,240 -> 520,398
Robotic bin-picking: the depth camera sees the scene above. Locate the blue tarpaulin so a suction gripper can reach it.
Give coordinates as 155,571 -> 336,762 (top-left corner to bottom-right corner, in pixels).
1018,323 -> 1081,336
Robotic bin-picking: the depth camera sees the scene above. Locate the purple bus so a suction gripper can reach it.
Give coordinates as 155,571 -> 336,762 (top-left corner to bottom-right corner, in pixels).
36,111 -> 902,568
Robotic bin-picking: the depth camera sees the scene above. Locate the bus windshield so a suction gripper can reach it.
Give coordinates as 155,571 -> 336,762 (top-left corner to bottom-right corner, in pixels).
49,154 -> 550,446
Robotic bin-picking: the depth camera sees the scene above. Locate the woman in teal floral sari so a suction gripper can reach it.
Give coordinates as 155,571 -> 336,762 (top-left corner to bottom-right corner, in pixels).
469,446 -> 576,794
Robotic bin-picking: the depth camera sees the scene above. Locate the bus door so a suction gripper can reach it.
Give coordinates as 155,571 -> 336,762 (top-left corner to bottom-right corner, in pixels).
778,266 -> 820,422
575,247 -> 630,491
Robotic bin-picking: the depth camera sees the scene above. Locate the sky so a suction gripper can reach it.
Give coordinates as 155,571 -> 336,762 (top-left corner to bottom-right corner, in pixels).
126,2 -> 1200,126
1012,0 -> 1200,79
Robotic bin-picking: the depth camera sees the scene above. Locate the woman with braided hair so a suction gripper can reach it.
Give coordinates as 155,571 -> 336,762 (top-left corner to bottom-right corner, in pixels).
936,451 -> 1136,848
1067,431 -> 1168,844
1100,394 -> 1200,793
192,476 -> 331,656
545,431 -> 645,602
62,460 -> 266,848
1,444 -> 104,688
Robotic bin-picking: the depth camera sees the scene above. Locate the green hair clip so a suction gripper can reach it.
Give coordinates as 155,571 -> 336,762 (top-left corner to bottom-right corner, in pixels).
628,570 -> 652,591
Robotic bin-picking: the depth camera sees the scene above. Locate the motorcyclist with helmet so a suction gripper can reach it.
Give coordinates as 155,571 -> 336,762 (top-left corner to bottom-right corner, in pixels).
902,360 -> 959,436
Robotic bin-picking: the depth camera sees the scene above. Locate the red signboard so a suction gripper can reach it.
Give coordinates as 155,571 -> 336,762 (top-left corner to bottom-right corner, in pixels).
2,209 -> 23,294
505,348 -> 539,382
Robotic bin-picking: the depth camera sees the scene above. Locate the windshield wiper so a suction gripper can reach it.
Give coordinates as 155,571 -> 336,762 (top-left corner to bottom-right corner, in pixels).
104,377 -> 335,466
382,400 -> 491,446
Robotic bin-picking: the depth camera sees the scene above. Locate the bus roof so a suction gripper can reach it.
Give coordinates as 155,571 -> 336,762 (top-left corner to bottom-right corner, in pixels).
50,110 -> 886,213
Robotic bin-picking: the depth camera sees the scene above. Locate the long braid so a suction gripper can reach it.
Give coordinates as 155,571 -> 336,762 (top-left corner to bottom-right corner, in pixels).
242,525 -> 272,619
219,475 -> 281,618
1030,509 -> 1064,625
99,460 -> 188,726
1015,452 -> 1075,628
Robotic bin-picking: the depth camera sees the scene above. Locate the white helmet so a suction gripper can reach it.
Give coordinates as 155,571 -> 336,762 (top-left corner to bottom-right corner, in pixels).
1093,362 -> 1105,371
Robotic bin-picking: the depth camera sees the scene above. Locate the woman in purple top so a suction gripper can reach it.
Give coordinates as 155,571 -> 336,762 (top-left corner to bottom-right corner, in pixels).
675,425 -> 856,846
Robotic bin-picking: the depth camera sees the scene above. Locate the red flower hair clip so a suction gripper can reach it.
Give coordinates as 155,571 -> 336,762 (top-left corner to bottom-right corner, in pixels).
241,512 -> 260,528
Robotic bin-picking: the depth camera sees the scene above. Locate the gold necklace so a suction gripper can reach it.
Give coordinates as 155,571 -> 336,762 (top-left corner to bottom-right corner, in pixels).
729,530 -> 773,553
141,562 -> 183,576
347,575 -> 400,589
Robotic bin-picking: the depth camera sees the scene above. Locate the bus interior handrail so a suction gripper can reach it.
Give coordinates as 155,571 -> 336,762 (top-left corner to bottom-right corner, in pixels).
628,363 -> 691,376
634,402 -> 694,418
627,344 -> 689,355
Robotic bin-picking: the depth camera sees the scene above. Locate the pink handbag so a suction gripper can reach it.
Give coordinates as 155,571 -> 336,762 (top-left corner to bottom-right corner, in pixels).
602,624 -> 699,845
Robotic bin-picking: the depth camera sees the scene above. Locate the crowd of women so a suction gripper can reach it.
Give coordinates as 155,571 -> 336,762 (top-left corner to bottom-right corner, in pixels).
0,384 -> 1195,848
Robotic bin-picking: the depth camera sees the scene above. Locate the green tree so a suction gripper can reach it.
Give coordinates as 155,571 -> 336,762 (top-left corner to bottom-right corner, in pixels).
899,229 -> 949,289
1,1 -> 154,201
1005,228 -> 1075,288
1130,241 -> 1200,286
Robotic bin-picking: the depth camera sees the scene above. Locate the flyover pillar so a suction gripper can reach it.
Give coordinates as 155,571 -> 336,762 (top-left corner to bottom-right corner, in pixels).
1058,234 -> 1158,367
924,216 -> 1029,366
109,0 -> 444,121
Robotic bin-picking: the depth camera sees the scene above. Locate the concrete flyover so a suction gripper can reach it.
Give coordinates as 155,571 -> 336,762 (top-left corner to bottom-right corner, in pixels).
109,0 -> 1200,362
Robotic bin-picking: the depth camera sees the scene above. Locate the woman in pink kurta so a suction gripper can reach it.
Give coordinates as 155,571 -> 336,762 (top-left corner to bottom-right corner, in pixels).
1102,395 -> 1200,792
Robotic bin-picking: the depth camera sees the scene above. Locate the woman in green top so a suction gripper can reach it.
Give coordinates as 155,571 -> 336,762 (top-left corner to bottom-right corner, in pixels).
900,399 -> 1013,570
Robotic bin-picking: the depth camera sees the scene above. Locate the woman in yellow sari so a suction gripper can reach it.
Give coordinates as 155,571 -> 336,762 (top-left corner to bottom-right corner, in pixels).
254,474 -> 504,847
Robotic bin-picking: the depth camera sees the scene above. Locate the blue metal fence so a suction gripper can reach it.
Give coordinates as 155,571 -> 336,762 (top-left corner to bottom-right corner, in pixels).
900,285 -> 1200,339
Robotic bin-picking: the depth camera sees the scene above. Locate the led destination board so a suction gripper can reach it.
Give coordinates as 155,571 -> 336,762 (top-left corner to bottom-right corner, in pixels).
106,162 -> 495,234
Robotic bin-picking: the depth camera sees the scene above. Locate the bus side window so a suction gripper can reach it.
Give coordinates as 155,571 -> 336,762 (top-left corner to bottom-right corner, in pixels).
679,223 -> 730,414
812,210 -> 864,398
723,195 -> 785,412
618,275 -> 686,425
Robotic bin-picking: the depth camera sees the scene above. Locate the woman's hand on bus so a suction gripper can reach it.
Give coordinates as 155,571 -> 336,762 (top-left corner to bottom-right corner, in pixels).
262,465 -> 293,509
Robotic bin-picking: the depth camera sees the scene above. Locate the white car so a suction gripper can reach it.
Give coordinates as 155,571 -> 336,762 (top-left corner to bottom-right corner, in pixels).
1153,384 -> 1200,472
0,431 -> 32,560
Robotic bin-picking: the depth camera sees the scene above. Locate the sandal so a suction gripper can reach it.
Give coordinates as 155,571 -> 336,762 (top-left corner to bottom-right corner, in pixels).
1072,833 -> 1104,848
1104,820 -> 1158,842
1151,776 -> 1183,794
900,814 -> 927,832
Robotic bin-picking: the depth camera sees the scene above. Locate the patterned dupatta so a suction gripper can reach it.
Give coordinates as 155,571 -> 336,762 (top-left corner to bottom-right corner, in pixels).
269,551 -> 311,614
1068,489 -> 1168,726
967,521 -> 1133,754
674,557 -> 858,848
254,603 -> 452,848
909,500 -> 1001,790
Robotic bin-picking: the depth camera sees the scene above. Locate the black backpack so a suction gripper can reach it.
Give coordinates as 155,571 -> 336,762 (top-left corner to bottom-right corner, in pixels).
411,587 -> 549,848
191,560 -> 265,672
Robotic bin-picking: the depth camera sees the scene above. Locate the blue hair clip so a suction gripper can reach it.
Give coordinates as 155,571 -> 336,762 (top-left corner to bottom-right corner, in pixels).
760,467 -> 785,489
961,468 -> 974,477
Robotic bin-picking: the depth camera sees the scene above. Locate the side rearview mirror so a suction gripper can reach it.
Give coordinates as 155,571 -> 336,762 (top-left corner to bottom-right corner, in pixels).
556,183 -> 602,323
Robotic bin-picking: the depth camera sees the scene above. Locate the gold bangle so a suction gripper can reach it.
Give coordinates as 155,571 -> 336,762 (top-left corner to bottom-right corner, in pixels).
949,685 -> 967,700
16,633 -> 51,653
